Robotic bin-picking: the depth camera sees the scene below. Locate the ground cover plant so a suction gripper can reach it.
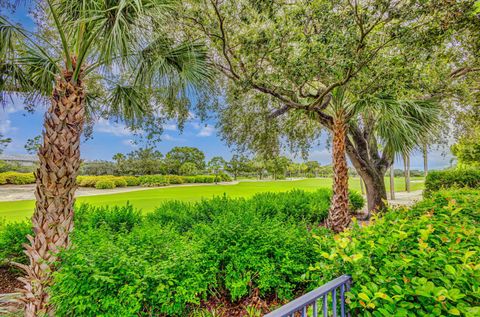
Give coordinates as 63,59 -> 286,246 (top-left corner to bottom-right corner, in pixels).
0,189 -> 363,316
0,177 -> 423,222
308,189 -> 480,316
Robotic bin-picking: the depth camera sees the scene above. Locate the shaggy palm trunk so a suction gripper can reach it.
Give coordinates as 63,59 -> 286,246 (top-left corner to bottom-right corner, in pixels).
403,153 -> 410,192
326,114 -> 350,232
18,65 -> 85,316
390,166 -> 395,200
423,144 -> 428,176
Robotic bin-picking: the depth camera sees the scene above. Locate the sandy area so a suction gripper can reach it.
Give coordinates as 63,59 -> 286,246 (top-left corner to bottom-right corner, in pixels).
0,182 -> 239,202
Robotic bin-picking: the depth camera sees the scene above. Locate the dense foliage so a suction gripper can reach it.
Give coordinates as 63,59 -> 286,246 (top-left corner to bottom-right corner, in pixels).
424,169 -> 480,196
308,189 -> 480,316
0,172 -> 35,185
0,189 -> 363,316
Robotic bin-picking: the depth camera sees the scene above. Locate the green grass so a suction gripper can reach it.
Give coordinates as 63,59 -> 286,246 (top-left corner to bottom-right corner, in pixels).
0,177 -> 423,222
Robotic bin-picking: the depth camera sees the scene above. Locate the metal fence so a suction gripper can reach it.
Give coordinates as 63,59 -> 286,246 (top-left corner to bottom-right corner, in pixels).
264,275 -> 352,317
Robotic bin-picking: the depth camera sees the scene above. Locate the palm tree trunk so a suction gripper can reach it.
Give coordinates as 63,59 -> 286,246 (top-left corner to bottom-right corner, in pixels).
18,66 -> 85,316
403,153 -> 410,192
422,143 -> 428,176
390,165 -> 395,200
326,114 -> 350,232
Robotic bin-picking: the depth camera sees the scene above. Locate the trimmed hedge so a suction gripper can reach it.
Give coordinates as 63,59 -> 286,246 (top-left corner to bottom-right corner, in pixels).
0,172 -> 35,185
76,174 -> 233,188
424,168 -> 480,196
308,189 -> 480,316
95,180 -> 116,189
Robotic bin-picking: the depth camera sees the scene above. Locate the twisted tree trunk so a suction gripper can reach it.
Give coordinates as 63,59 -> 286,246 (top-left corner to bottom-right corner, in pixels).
326,114 -> 350,232
17,65 -> 85,316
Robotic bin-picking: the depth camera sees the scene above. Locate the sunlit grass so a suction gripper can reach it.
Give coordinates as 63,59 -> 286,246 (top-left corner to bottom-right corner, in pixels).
0,177 -> 423,222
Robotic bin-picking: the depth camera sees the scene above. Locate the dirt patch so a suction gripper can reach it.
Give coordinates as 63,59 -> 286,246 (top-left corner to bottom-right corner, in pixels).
0,266 -> 22,294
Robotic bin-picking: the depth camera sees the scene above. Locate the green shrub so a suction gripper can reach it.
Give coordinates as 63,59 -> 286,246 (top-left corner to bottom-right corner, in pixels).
112,177 -> 128,188
95,180 -> 116,189
308,189 -> 480,316
138,174 -> 168,187
51,224 -> 214,317
190,207 -> 319,302
77,175 -> 99,187
182,176 -> 197,183
0,172 -> 35,185
123,176 -> 140,186
75,203 -> 142,232
424,168 -> 480,196
194,175 -> 215,183
166,175 -> 185,184
0,220 -> 32,265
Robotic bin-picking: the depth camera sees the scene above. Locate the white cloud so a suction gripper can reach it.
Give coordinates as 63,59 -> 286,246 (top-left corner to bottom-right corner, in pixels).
309,149 -> 332,165
163,134 -> 185,142
95,118 -> 133,136
164,123 -> 177,131
0,119 -> 13,134
197,124 -> 215,137
122,139 -> 138,148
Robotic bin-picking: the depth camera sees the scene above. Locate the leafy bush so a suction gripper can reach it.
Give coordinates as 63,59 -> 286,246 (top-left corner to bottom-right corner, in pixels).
0,172 -> 35,185
138,174 -> 169,186
74,203 -> 142,233
166,175 -> 185,184
425,168 -> 480,196
308,189 -> 480,316
95,180 -> 116,189
123,176 -> 140,186
112,177 -> 128,188
0,220 -> 32,265
51,224 -> 214,316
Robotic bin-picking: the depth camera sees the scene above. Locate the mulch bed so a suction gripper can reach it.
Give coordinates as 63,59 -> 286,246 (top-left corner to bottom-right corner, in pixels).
0,266 -> 22,294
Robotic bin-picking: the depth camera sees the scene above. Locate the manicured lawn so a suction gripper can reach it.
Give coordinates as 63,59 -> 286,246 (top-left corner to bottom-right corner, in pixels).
0,177 -> 423,222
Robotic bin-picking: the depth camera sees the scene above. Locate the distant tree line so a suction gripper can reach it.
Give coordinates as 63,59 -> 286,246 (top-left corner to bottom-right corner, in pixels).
78,146 -> 338,180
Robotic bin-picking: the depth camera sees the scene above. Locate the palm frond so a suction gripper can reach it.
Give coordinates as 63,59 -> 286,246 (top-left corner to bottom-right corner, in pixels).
106,83 -> 151,127
19,47 -> 60,95
359,96 -> 441,156
134,36 -> 214,95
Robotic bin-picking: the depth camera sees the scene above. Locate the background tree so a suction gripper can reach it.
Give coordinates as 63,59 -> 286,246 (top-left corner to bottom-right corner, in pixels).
451,130 -> 480,168
0,134 -> 11,154
207,156 -> 226,179
165,146 -> 206,174
306,161 -> 321,177
265,156 -> 291,180
226,154 -> 248,180
79,160 -> 115,176
127,148 -> 164,175
0,0 -> 212,314
248,157 -> 266,180
183,0 -> 457,217
24,135 -> 41,155
179,162 -> 198,176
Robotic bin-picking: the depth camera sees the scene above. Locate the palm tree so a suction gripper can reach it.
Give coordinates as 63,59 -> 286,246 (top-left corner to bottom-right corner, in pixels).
324,89 -> 351,232
324,88 -> 440,231
0,1 -> 212,315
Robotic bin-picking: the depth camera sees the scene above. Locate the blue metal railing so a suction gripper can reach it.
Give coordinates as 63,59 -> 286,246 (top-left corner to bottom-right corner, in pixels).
264,275 -> 352,317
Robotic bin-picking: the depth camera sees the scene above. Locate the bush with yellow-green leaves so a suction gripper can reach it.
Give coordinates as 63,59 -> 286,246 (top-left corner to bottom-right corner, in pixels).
307,189 -> 480,316
0,172 -> 36,185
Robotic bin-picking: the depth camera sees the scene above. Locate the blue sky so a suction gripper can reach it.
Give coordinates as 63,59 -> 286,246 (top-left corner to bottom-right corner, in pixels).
0,3 -> 453,169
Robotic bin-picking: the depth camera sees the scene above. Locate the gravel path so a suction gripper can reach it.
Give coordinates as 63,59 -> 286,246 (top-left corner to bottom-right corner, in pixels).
0,182 -> 239,202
